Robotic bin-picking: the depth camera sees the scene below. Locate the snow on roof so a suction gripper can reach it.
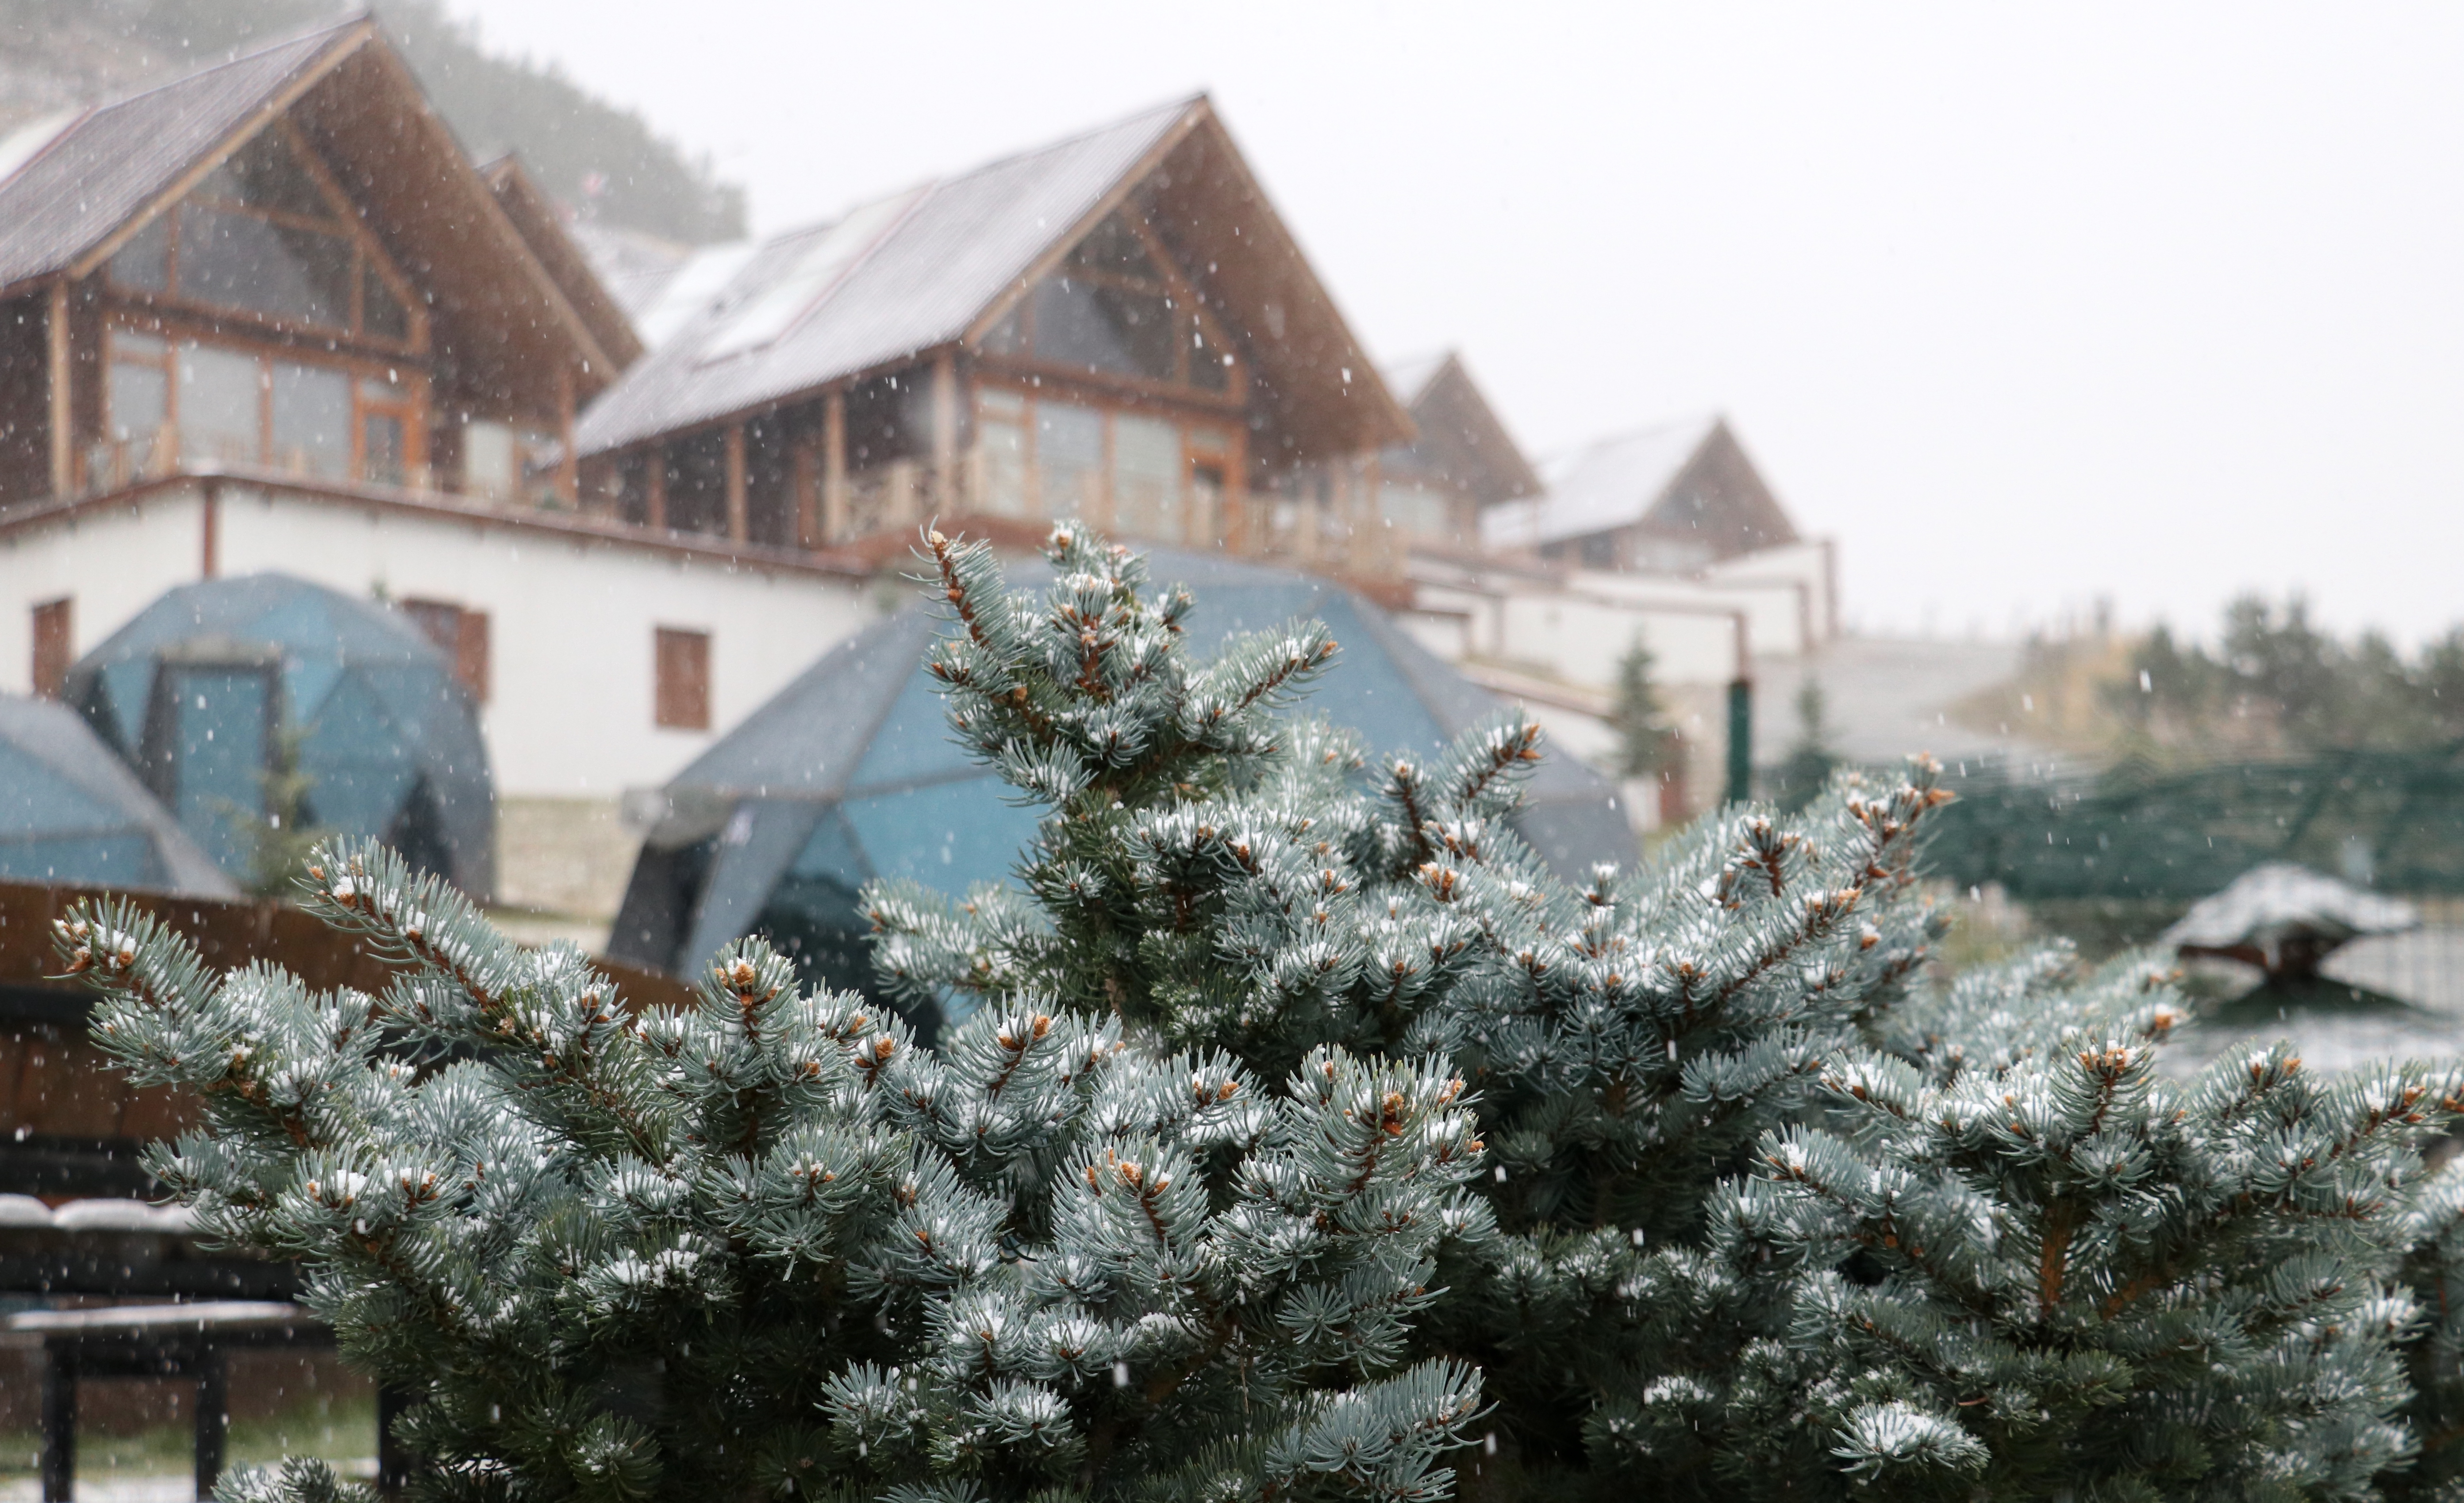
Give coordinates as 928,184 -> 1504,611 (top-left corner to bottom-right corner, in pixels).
0,21 -> 358,292
575,98 -> 1198,455
2163,863 -> 2420,952
1481,415 -> 1721,550
1379,352 -> 1452,410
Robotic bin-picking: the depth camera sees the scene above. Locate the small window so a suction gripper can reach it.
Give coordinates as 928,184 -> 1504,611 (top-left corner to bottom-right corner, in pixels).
31,598 -> 71,699
655,627 -> 711,730
400,600 -> 490,702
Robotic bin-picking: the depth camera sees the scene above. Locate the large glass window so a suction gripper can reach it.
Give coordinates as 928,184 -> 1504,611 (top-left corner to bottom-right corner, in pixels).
178,342 -> 263,467
995,211 -> 1237,396
103,121 -> 419,350
1035,402 -> 1103,520
1111,413 -> 1182,542
179,207 -> 354,330
269,361 -> 352,479
976,388 -> 1028,516
1033,277 -> 1176,383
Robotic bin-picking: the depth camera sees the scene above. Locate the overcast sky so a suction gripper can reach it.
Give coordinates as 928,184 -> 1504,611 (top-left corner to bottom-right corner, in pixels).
444,0 -> 2464,645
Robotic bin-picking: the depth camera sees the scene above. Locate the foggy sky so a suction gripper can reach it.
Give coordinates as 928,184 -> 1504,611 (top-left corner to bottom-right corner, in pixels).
443,0 -> 2464,646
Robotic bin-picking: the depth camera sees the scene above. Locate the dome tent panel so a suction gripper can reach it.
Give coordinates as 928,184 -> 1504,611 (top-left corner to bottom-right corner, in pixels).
0,694 -> 240,897
63,573 -> 495,899
611,547 -> 1634,1019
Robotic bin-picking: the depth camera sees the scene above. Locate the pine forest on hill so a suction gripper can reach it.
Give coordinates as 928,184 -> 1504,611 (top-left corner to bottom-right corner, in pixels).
0,0 -> 746,245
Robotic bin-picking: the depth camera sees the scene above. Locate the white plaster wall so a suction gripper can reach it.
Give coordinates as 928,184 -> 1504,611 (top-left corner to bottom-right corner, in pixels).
1496,592 -> 1739,689
1568,571 -> 1808,662
212,488 -> 878,795
0,490 -> 209,696
1701,540 -> 1834,640
0,482 -> 881,797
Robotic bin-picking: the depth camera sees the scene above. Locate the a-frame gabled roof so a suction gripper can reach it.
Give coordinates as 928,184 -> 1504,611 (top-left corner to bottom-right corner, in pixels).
1483,415 -> 1799,559
576,96 -> 1410,464
1379,350 -> 1542,507
0,18 -> 630,408
480,154 -> 646,371
0,23 -> 353,292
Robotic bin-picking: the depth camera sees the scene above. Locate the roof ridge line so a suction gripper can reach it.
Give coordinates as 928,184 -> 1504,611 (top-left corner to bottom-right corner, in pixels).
73,14 -> 366,120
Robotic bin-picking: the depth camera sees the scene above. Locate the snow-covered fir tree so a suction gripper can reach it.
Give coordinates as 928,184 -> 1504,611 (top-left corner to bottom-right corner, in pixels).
59,525 -> 2464,1502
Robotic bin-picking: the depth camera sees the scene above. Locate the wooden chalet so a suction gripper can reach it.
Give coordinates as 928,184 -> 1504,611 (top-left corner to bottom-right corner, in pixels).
1375,350 -> 1542,555
0,16 -> 638,511
571,98 -> 1417,588
1480,415 -> 1798,573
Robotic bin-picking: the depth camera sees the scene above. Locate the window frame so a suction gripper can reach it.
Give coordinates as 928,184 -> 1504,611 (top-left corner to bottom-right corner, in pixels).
97,312 -> 433,488
103,117 -> 428,357
971,377 -> 1240,542
974,209 -> 1245,409
654,627 -> 713,732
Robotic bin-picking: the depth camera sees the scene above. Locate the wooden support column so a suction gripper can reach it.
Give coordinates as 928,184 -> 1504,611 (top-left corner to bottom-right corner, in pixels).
822,389 -> 848,543
646,446 -> 668,530
554,366 -> 579,506
792,442 -> 820,550
1224,425 -> 1251,555
201,477 -> 222,580
931,350 -> 958,516
46,281 -> 72,499
724,422 -> 749,542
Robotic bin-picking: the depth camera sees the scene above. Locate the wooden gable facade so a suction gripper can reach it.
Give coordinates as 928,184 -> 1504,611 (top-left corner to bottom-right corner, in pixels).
1376,351 -> 1541,555
571,100 -> 1418,588
0,20 -> 633,514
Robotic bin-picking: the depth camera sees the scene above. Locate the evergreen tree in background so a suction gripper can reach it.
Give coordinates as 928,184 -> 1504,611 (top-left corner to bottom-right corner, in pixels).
60,527 -> 2464,1502
1607,638 -> 1684,783
1768,676 -> 1838,812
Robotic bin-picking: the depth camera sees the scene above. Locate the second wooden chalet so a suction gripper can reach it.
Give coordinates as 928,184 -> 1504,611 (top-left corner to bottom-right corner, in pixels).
571,98 -> 1415,588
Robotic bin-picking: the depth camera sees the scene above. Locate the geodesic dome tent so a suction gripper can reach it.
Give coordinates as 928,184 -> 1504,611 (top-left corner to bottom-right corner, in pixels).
65,573 -> 495,897
609,550 -> 1634,1005
0,692 -> 239,896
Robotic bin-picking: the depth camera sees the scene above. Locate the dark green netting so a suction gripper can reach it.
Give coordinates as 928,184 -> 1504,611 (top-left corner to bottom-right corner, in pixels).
0,692 -> 238,896
609,550 -> 1635,1018
64,573 -> 495,897
1924,747 -> 2464,901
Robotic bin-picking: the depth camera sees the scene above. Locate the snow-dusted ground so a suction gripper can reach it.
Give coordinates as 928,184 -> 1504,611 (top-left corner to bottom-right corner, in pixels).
2161,926 -> 2464,1077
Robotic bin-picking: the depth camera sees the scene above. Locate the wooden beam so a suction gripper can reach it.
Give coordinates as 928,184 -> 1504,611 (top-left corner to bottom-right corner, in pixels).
823,390 -> 848,543
201,478 -> 221,578
645,447 -> 667,530
1225,422 -> 1250,555
46,281 -> 71,499
724,422 -> 749,542
931,350 -> 958,516
554,365 -> 579,507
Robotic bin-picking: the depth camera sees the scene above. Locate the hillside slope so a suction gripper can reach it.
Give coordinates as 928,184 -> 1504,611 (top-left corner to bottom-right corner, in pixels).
0,0 -> 744,244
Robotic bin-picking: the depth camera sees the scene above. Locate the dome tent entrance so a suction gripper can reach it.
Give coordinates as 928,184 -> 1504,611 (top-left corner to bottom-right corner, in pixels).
610,550 -> 1634,1015
0,693 -> 239,896
65,574 -> 495,898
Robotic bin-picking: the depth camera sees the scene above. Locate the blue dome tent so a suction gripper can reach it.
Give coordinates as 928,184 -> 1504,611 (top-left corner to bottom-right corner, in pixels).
609,551 -> 1634,1011
0,693 -> 239,896
65,574 -> 495,898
